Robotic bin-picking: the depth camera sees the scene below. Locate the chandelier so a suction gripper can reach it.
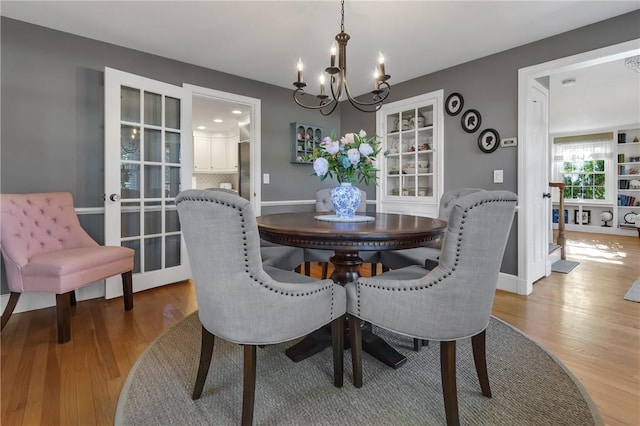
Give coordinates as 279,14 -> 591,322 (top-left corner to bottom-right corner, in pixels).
293,0 -> 391,116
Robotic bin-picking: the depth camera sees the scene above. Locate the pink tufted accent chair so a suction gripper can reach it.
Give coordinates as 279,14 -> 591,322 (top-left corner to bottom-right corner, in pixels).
0,192 -> 134,343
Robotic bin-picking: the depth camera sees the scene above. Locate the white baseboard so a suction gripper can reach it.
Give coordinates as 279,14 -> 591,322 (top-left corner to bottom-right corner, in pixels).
496,272 -> 519,294
1,280 -> 105,314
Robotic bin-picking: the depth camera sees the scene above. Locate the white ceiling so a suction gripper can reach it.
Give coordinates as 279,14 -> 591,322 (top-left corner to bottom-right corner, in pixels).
2,0 -> 639,97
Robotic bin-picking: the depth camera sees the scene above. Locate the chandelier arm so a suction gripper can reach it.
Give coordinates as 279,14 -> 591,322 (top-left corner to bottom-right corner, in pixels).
342,78 -> 391,108
293,89 -> 336,111
329,73 -> 343,103
319,101 -> 340,116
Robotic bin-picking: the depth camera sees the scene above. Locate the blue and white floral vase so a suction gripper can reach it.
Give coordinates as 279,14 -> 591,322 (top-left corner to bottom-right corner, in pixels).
331,182 -> 361,219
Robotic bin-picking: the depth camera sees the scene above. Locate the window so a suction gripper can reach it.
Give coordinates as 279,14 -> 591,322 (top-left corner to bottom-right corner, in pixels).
552,133 -> 613,202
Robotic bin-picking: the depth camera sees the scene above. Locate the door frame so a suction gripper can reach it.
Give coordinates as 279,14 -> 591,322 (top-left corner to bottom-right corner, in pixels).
183,84 -> 262,215
517,38 -> 640,295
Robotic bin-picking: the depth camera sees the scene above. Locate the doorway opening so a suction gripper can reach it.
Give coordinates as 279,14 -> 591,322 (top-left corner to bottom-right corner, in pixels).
517,39 -> 640,295
184,85 -> 262,215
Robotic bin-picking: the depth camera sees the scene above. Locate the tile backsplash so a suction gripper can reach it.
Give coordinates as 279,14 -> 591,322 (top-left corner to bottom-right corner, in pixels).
193,173 -> 238,190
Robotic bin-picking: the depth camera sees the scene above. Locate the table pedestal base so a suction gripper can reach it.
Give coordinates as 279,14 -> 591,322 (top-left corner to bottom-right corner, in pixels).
285,321 -> 407,369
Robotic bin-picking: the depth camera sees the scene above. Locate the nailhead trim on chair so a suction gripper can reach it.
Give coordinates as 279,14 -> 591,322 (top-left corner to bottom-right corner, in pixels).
354,196 -> 516,316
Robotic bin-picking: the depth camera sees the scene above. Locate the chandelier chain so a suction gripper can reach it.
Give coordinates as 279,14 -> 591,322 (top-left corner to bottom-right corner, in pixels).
340,0 -> 345,33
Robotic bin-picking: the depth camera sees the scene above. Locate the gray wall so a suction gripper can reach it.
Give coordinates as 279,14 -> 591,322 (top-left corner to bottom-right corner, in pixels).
341,10 -> 640,275
2,11 -> 639,291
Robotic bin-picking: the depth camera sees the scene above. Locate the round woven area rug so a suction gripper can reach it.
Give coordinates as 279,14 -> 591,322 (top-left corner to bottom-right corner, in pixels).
116,313 -> 602,425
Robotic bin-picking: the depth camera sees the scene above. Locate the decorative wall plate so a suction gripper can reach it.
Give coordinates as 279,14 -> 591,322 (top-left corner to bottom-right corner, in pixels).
461,109 -> 482,133
477,128 -> 500,153
445,93 -> 464,116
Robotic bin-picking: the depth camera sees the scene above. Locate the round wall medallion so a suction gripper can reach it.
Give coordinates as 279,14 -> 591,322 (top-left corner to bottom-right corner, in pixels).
445,93 -> 464,116
477,128 -> 500,153
461,109 -> 482,133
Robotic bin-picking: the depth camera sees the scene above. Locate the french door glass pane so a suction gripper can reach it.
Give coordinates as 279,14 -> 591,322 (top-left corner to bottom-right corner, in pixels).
165,131 -> 181,163
144,201 -> 162,235
121,125 -> 141,161
121,202 -> 140,238
144,165 -> 162,198
144,128 -> 162,162
121,164 -> 140,199
165,96 -> 181,129
121,86 -> 140,122
165,235 -> 181,268
165,166 -> 181,198
144,92 -> 162,126
165,201 -> 180,232
144,237 -> 162,272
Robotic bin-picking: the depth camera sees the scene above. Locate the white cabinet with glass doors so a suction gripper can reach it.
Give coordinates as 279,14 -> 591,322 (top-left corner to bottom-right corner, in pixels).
376,90 -> 444,217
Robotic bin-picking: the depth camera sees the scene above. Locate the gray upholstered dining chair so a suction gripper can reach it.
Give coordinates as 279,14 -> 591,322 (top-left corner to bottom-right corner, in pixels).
346,190 -> 517,426
260,238 -> 304,272
304,188 -> 380,278
379,188 -> 484,272
175,189 -> 346,426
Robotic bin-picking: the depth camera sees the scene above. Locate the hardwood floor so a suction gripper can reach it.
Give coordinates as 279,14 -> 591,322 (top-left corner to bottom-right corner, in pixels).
1,231 -> 638,425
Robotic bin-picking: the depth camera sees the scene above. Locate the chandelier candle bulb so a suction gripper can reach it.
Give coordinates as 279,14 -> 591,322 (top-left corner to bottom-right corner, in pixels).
378,51 -> 385,76
330,41 -> 337,67
297,58 -> 303,83
319,74 -> 326,96
374,69 -> 380,90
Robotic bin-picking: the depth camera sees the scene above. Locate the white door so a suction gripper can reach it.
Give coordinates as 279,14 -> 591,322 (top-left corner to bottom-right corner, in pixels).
524,80 -> 550,289
104,68 -> 192,299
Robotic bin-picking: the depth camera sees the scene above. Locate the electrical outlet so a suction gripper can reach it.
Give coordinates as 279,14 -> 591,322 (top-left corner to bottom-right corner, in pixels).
493,169 -> 503,183
263,173 -> 270,184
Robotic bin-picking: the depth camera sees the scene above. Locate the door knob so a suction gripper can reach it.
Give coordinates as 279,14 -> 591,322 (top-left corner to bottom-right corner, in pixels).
542,192 -> 551,198
109,193 -> 121,202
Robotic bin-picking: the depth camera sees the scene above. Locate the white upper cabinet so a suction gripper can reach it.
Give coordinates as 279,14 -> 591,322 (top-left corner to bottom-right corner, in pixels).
193,130 -> 238,174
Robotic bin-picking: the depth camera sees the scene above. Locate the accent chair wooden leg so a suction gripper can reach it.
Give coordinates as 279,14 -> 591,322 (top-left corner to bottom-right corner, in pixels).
122,270 -> 133,311
321,262 -> 329,279
370,263 -> 377,276
1,292 -> 21,331
348,315 -> 363,388
414,338 -> 423,351
242,345 -> 257,426
472,329 -> 492,398
331,316 -> 344,388
56,292 -> 72,344
192,326 -> 215,400
70,290 -> 77,306
304,261 -> 311,277
440,340 -> 459,426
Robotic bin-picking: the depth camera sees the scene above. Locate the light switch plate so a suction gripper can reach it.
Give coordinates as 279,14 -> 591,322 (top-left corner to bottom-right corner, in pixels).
263,173 -> 270,184
493,169 -> 504,183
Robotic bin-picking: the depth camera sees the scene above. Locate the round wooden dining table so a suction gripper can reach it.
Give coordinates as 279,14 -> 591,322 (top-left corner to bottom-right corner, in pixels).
257,211 -> 447,369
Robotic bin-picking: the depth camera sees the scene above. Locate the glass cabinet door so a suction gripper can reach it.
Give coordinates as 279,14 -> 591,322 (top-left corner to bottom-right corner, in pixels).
376,90 -> 443,216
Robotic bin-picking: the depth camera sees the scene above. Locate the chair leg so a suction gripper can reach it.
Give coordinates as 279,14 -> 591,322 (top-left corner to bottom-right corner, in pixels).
70,290 -> 77,306
472,329 -> 492,398
56,292 -> 73,344
304,261 -> 311,277
414,338 -> 422,351
122,271 -> 133,311
331,316 -> 344,388
1,292 -> 21,331
348,315 -> 363,388
370,263 -> 377,276
192,326 -> 215,399
242,345 -> 257,426
440,340 -> 459,426
321,262 -> 329,279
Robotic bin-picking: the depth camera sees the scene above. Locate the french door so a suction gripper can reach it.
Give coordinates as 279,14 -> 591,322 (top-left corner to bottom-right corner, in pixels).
104,68 -> 192,299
